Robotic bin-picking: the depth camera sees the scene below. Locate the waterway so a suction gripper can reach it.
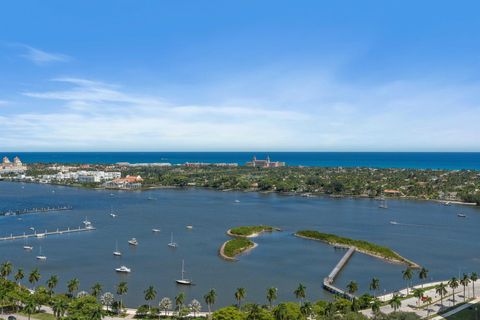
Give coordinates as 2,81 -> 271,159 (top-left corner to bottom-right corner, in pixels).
1,182 -> 479,307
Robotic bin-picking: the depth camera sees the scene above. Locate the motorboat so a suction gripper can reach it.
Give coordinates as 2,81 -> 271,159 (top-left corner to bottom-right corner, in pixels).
152,228 -> 161,233
128,238 -> 138,246
389,221 -> 399,225
175,260 -> 192,285
186,225 -> 193,230
457,213 -> 467,218
115,266 -> 131,273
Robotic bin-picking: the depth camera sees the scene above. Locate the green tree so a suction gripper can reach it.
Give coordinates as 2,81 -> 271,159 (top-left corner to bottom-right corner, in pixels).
67,278 -> 80,296
371,298 -> 381,314
436,282 -> 448,307
28,269 -> 41,289
389,294 -> 402,312
52,295 -> 69,320
159,297 -> 172,316
471,272 -> 478,298
273,303 -> 288,320
449,277 -> 459,304
369,278 -> 380,297
175,292 -> 185,312
347,281 -> 358,297
266,287 -> 277,309
212,306 -> 244,320
460,273 -> 471,301
91,283 -> 102,298
189,299 -> 202,317
235,287 -> 246,308
294,283 -> 306,305
402,268 -> 413,295
0,261 -> 13,279
204,289 -> 217,315
14,268 -> 24,285
116,281 -> 128,312
144,285 -> 157,312
46,275 -> 59,295
300,301 -> 313,318
419,268 -> 429,288
24,297 -> 38,320
412,288 -> 424,306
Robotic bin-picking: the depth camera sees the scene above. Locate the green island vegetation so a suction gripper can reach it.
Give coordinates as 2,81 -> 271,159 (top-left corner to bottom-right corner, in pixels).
221,238 -> 255,259
13,164 -> 480,205
296,230 -> 419,267
229,226 -> 276,237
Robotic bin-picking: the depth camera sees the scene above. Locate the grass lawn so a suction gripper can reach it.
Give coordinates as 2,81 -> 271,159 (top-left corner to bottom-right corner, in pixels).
446,302 -> 480,319
19,312 -> 56,320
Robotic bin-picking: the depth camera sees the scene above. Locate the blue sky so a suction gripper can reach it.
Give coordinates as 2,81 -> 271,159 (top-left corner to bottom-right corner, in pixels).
1,1 -> 479,151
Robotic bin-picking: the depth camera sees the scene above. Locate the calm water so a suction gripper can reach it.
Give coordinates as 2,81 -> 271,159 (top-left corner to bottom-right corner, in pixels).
3,152 -> 480,169
1,182 -> 479,308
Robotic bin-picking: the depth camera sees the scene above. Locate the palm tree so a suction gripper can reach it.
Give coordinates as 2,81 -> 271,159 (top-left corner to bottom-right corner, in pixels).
159,297 -> 172,316
116,281 -> 128,312
371,298 -> 381,314
14,268 -> 24,285
419,267 -> 429,288
460,273 -> 471,301
293,283 -> 306,305
28,268 -> 41,289
90,304 -> 103,320
266,287 -> 277,309
389,294 -> 402,312
91,283 -> 102,298
67,278 -> 80,296
0,261 -> 13,279
273,303 -> 288,320
412,288 -> 424,306
369,278 -> 380,297
471,272 -> 478,298
402,268 -> 413,295
248,304 -> 261,320
300,301 -> 313,318
449,277 -> 459,305
47,275 -> 59,295
144,286 -> 157,312
204,289 -> 216,315
100,292 -> 114,312
24,298 -> 37,320
189,299 -> 201,317
175,292 -> 185,311
235,288 -> 246,308
52,297 -> 68,320
436,282 -> 448,307
346,281 -> 358,298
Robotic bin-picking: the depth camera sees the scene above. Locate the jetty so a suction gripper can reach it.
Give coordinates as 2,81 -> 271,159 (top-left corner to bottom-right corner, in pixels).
0,206 -> 73,217
322,246 -> 356,299
0,226 -> 95,241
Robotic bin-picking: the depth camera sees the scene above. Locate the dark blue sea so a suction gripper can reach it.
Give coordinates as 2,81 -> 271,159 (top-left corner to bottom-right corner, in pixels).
2,152 -> 480,170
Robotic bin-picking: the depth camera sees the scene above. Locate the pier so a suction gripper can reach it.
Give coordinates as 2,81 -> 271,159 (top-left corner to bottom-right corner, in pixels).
0,206 -> 73,217
0,226 -> 95,241
323,246 -> 356,299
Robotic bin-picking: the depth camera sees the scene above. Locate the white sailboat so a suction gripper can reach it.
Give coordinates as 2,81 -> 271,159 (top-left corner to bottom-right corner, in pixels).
168,233 -> 177,248
36,246 -> 47,260
23,237 -> 33,251
379,198 -> 388,209
113,241 -> 122,256
152,228 -> 161,233
175,260 -> 192,285
109,206 -> 117,218
115,266 -> 131,273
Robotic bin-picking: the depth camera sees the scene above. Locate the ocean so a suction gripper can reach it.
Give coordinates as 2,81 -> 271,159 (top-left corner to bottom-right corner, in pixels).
2,152 -> 480,169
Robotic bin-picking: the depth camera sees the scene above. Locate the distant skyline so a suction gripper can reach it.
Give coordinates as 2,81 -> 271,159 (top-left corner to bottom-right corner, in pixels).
1,1 -> 480,152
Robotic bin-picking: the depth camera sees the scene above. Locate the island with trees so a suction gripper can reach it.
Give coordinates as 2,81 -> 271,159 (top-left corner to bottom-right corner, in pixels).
295,230 -> 420,268
227,225 -> 279,238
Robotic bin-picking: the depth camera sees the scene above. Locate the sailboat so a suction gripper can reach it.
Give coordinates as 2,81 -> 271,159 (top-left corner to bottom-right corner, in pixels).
379,198 -> 388,209
23,237 -> 33,251
168,233 -> 177,248
113,241 -> 122,256
175,260 -> 192,285
36,246 -> 47,260
109,206 -> 117,218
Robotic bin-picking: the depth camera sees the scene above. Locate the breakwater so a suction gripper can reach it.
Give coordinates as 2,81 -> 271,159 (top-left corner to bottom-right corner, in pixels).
0,206 -> 73,217
0,226 -> 95,241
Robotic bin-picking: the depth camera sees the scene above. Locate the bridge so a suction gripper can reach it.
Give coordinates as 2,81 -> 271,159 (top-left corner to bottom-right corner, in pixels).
322,246 -> 356,299
0,226 -> 95,241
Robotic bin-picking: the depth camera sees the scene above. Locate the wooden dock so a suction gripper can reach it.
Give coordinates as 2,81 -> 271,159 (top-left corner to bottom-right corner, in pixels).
322,246 -> 356,299
0,226 -> 96,241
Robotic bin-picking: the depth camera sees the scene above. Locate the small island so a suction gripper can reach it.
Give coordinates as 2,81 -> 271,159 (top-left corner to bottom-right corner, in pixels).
227,225 -> 279,237
219,238 -> 257,261
295,230 -> 420,268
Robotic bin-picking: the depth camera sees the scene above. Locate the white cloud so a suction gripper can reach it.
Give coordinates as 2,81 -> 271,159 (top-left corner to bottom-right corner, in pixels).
18,45 -> 70,65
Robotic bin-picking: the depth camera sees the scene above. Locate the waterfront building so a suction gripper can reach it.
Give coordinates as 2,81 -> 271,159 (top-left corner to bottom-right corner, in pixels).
103,175 -> 143,189
245,156 -> 286,168
0,156 -> 28,173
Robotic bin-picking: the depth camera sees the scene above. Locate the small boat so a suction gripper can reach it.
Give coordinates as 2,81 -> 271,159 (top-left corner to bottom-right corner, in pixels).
389,221 -> 399,225
110,193 -> 115,197
168,233 -> 177,248
109,207 -> 117,218
115,266 -> 131,273
23,237 -> 33,251
234,200 -> 240,203
113,241 -> 122,256
379,198 -> 388,209
444,201 -> 451,206
83,217 -> 94,229
29,227 -> 35,231
128,238 -> 138,246
36,246 -> 47,260
457,213 -> 467,218
186,225 -> 193,230
175,260 -> 192,285
36,233 -> 45,238
152,228 -> 161,233
147,196 -> 156,201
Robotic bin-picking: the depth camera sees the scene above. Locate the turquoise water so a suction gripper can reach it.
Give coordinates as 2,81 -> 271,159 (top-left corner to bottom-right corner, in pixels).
1,182 -> 479,308
3,152 -> 480,169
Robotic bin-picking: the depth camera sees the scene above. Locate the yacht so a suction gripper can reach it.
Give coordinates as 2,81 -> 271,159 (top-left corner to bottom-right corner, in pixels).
175,260 -> 192,285
128,238 -> 138,246
389,221 -> 399,225
113,241 -> 122,256
23,237 -> 33,251
152,228 -> 161,233
36,246 -> 47,260
168,233 -> 177,248
83,217 -> 94,229
457,213 -> 467,218
186,225 -> 193,230
234,200 -> 240,203
115,266 -> 131,273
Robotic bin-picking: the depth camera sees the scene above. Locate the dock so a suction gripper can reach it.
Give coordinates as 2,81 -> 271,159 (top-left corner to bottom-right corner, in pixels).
0,226 -> 95,241
323,246 -> 356,299
0,206 -> 73,217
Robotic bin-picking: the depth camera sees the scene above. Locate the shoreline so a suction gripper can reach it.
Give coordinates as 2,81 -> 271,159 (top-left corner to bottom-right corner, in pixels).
226,227 -> 281,238
219,240 -> 258,261
294,233 -> 421,268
